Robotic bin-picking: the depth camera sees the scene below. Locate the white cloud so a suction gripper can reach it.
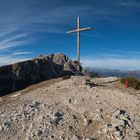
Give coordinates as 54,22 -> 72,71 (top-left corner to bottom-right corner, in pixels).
12,51 -> 32,55
0,40 -> 28,50
81,58 -> 140,70
0,55 -> 31,66
117,1 -> 140,8
0,27 -> 18,38
0,33 -> 30,44
0,33 -> 31,51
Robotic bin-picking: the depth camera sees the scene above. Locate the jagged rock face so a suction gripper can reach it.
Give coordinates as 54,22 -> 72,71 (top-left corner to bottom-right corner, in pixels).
0,53 -> 83,96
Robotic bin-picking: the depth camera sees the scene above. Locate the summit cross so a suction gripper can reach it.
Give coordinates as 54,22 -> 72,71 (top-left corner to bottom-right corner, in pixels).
67,16 -> 92,63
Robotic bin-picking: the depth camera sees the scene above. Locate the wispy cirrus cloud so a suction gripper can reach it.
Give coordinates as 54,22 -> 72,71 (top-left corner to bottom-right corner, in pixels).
0,33 -> 31,50
0,33 -> 30,44
117,1 -> 140,8
0,30 -> 32,65
81,50 -> 140,70
0,41 -> 27,50
81,58 -> 140,70
12,51 -> 32,55
0,55 -> 31,66
98,52 -> 140,59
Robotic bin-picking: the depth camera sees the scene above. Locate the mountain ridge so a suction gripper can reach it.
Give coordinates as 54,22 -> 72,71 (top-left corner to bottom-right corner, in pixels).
0,53 -> 83,96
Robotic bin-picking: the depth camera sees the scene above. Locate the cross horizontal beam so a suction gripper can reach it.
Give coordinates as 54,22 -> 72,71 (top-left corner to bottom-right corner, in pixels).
67,27 -> 92,34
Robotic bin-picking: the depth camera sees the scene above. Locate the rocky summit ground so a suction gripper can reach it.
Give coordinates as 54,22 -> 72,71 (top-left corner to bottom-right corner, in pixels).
0,76 -> 140,140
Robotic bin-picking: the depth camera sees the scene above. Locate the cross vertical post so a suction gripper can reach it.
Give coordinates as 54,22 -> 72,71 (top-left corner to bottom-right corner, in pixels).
77,16 -> 80,63
67,16 -> 92,63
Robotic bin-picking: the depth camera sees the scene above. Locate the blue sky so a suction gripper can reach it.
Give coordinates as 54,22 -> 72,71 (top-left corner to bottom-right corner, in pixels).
0,0 -> 140,69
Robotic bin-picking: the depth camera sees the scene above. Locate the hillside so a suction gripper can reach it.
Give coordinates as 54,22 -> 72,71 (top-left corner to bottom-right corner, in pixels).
0,76 -> 140,140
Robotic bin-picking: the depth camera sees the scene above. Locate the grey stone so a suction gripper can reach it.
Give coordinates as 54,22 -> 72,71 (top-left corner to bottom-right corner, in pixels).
71,135 -> 80,140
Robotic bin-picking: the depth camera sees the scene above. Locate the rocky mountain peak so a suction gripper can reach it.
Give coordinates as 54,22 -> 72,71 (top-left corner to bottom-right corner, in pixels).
0,53 -> 83,96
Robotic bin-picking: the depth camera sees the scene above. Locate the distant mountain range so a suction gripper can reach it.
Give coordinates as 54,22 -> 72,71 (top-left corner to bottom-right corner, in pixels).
88,68 -> 140,78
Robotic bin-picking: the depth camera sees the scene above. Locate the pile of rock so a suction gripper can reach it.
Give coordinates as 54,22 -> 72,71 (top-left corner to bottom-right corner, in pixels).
99,109 -> 140,140
0,100 -> 66,140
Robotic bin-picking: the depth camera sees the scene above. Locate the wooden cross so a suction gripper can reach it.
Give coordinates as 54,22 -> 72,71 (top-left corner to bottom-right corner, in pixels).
67,16 -> 92,63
